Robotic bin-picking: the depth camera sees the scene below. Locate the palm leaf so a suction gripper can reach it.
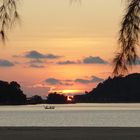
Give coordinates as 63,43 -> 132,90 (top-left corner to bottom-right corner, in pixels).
113,0 -> 140,76
0,0 -> 20,42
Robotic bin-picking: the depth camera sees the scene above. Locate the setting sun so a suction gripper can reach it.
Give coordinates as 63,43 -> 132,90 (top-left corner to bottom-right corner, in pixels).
67,96 -> 74,102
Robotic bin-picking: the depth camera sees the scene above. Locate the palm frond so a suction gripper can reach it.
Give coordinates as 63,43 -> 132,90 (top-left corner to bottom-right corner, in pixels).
0,0 -> 20,42
113,0 -> 140,76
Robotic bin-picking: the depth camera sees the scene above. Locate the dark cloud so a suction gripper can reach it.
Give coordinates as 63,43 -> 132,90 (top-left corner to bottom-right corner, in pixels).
91,76 -> 104,83
134,58 -> 140,65
75,76 -> 104,84
29,59 -> 46,64
45,78 -> 73,86
56,56 -> 107,65
46,54 -> 61,59
45,78 -> 62,85
57,60 -> 78,65
83,56 -> 107,64
75,79 -> 91,84
25,50 -> 61,59
0,59 -> 15,67
29,64 -> 45,68
27,59 -> 46,68
45,75 -> 104,86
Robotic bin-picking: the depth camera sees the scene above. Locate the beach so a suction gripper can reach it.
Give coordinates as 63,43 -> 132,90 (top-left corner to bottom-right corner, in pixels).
0,127 -> 140,140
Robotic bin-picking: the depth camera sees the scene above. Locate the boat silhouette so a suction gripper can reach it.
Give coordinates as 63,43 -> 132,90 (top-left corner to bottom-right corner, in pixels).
44,105 -> 55,109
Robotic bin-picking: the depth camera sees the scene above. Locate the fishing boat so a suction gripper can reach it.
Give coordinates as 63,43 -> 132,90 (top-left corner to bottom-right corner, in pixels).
44,105 -> 55,109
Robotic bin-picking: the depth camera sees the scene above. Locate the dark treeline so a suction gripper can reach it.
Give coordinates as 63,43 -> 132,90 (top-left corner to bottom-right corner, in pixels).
27,93 -> 68,104
0,80 -> 68,105
74,73 -> 140,103
27,95 -> 45,105
46,92 -> 67,104
0,73 -> 140,105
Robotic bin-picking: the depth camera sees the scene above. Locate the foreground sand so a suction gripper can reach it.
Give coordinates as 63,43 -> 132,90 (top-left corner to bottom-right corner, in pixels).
0,127 -> 140,140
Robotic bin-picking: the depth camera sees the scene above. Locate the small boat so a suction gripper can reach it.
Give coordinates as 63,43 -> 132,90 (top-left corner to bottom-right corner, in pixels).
44,105 -> 55,109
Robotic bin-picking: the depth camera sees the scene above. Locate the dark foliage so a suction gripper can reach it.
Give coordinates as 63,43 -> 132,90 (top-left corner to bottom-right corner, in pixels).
0,80 -> 26,105
47,92 -> 67,104
74,73 -> 140,103
27,95 -> 44,104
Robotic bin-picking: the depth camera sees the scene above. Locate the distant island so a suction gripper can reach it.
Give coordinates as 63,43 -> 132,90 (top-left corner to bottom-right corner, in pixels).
0,73 -> 140,105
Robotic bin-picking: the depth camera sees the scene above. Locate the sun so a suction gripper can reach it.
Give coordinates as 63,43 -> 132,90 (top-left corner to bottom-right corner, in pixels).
67,96 -> 74,102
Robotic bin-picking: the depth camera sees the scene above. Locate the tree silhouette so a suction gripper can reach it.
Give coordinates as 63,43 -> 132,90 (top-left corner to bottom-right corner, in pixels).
113,0 -> 140,76
0,80 -> 26,105
47,92 -> 67,104
0,0 -> 19,42
27,95 -> 44,104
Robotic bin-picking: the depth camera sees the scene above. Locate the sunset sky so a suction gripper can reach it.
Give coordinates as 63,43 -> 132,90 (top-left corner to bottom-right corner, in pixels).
0,0 -> 139,97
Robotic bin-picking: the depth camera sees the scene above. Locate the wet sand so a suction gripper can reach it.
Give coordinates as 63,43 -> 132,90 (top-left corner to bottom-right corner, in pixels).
0,127 -> 140,140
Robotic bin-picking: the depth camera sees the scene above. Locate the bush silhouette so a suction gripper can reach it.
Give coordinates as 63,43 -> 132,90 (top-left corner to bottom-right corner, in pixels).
0,81 -> 26,105
47,92 -> 67,104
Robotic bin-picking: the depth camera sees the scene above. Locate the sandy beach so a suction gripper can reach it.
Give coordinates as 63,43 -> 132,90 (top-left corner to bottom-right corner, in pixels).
0,127 -> 140,140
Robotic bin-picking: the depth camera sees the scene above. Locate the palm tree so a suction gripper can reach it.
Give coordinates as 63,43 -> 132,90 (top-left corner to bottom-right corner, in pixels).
0,0 -> 19,42
113,0 -> 140,76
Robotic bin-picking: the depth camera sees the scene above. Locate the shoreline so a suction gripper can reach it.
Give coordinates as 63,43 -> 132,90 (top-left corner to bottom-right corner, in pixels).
1,102 -> 140,106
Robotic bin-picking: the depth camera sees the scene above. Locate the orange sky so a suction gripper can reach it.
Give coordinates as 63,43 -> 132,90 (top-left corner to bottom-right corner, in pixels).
0,0 -> 139,97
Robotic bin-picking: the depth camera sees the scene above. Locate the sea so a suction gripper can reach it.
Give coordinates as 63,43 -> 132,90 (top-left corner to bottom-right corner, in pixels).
0,103 -> 140,127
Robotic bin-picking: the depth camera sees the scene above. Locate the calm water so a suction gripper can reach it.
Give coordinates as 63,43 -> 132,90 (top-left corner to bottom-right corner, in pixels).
0,104 -> 140,126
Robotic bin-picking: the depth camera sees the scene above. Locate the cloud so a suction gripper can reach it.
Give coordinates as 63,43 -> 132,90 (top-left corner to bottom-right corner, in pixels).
46,54 -> 62,59
56,56 -> 107,65
24,50 -> 61,59
45,75 -> 104,86
57,60 -> 78,65
83,56 -> 107,64
29,64 -> 45,68
91,76 -> 104,83
134,58 -> 140,65
0,59 -> 15,67
75,79 -> 91,84
45,78 -> 73,86
27,59 -> 47,68
75,76 -> 104,84
29,59 -> 46,64
45,78 -> 62,85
